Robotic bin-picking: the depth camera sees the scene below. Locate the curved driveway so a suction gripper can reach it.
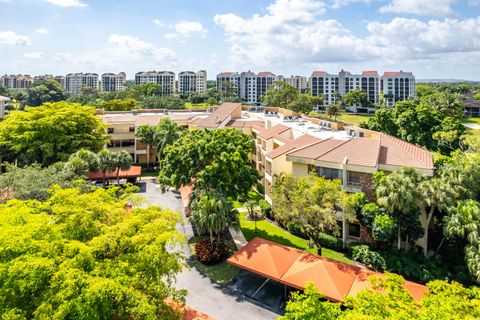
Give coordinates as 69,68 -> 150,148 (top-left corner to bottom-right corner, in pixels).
142,180 -> 278,320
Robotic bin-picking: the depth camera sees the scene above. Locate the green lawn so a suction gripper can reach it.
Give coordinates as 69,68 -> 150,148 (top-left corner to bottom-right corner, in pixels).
310,111 -> 372,126
465,128 -> 480,137
238,213 -> 354,265
140,170 -> 159,177
462,117 -> 480,125
184,102 -> 208,109
187,236 -> 239,285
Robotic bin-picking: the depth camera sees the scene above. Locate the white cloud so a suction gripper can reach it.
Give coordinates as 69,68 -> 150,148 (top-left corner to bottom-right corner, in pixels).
45,0 -> 87,8
165,20 -> 207,41
214,0 -> 480,71
152,19 -> 164,26
36,28 -> 49,34
54,34 -> 177,71
469,0 -> 480,5
0,31 -> 30,45
379,0 -> 457,17
23,52 -> 43,59
331,0 -> 375,9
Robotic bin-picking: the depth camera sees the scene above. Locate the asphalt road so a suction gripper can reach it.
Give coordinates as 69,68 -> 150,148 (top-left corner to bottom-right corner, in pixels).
141,180 -> 278,320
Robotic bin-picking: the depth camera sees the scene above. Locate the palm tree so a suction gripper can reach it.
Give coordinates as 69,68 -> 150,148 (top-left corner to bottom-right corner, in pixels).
67,149 -> 99,176
244,199 -> 260,233
376,169 -> 418,250
136,125 -> 157,167
156,118 -> 179,161
97,149 -> 116,186
113,150 -> 133,185
190,193 -> 239,246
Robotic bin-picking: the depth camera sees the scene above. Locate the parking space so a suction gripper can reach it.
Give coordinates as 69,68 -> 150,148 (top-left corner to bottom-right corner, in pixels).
226,270 -> 299,315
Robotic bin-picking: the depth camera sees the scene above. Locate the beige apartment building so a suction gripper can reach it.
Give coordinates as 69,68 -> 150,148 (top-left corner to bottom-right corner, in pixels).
0,95 -> 10,119
101,103 -> 434,249
0,74 -> 33,89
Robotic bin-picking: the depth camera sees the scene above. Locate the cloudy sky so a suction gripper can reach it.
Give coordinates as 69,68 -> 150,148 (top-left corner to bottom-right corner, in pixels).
0,0 -> 480,80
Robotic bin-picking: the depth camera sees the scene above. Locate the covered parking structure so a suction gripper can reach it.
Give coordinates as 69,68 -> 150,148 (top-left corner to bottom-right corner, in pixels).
227,237 -> 427,303
87,166 -> 142,184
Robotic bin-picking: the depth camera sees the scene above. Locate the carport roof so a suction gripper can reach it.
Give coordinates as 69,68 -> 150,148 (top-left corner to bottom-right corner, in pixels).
227,238 -> 428,302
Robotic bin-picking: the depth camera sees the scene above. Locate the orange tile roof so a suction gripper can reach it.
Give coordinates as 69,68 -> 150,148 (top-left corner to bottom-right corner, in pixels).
87,166 -> 142,180
227,238 -> 428,302
286,134 -> 433,171
362,71 -> 378,76
383,71 -> 413,76
266,135 -> 321,159
379,134 -> 434,170
311,71 -> 327,76
257,124 -> 291,140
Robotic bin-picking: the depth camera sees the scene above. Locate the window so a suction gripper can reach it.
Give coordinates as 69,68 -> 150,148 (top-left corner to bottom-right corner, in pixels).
348,223 -> 361,238
107,127 -> 114,134
317,167 -> 342,180
347,171 -> 361,185
129,126 -> 135,133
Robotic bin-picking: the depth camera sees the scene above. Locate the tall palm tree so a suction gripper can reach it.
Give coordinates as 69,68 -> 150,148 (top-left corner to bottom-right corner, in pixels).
113,150 -> 133,185
97,149 -> 116,186
136,125 -> 157,167
376,169 -> 418,249
67,149 -> 99,176
156,118 -> 179,161
190,193 -> 239,246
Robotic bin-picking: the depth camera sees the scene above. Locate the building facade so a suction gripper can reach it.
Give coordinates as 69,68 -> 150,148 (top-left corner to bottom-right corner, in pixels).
101,72 -> 126,92
284,75 -> 308,92
380,71 -> 415,108
0,95 -> 10,119
216,72 -> 241,98
135,71 -> 175,96
310,70 -> 413,111
0,74 -> 33,89
54,76 -> 66,89
178,70 -> 207,96
65,73 -> 99,95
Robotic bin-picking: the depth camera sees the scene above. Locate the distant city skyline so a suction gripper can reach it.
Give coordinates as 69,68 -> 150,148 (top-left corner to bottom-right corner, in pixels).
1,0 -> 480,80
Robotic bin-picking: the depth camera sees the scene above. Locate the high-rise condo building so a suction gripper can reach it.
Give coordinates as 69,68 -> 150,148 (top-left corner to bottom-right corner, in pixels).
284,75 -> 308,93
216,72 -> 241,98
65,73 -> 99,95
54,76 -> 66,90
101,72 -> 126,92
0,74 -> 33,89
178,70 -> 207,96
135,71 -> 175,96
380,71 -> 415,108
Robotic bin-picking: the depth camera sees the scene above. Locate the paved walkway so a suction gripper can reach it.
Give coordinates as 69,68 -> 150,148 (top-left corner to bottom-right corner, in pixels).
141,181 -> 278,320
464,123 -> 480,130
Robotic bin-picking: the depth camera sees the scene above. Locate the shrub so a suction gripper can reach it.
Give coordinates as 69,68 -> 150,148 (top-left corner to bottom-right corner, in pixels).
258,199 -> 271,217
351,245 -> 386,271
372,214 -> 396,244
194,237 -> 229,264
287,221 -> 305,238
317,233 -> 344,252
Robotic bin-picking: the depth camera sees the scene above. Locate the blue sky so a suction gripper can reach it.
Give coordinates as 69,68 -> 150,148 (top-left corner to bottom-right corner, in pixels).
0,0 -> 480,80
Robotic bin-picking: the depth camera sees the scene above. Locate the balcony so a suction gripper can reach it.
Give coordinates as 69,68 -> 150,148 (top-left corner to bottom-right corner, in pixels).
344,183 -> 362,193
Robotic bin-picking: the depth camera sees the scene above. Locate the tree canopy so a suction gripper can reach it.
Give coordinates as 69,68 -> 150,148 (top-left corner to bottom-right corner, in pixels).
158,128 -> 259,200
100,98 -> 137,111
25,79 -> 66,107
0,102 -> 108,166
262,81 -> 322,114
280,273 -> 480,320
0,186 -> 185,319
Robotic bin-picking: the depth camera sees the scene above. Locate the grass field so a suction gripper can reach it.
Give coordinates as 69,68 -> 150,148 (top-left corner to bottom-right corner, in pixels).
238,212 -> 354,264
184,102 -> 208,109
310,111 -> 372,126
188,236 -> 239,285
462,117 -> 480,125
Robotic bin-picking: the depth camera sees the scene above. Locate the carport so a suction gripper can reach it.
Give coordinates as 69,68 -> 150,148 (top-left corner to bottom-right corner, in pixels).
227,237 -> 427,303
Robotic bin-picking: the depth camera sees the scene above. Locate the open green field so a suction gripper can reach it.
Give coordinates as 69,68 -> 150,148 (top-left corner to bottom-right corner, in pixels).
238,212 -> 354,264
184,102 -> 208,109
310,111 -> 372,126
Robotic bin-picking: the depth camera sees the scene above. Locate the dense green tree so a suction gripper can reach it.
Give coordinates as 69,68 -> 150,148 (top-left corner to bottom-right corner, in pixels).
141,96 -> 184,109
0,102 -> 107,166
25,79 -> 66,107
326,102 -> 342,121
0,163 -> 82,201
288,93 -> 322,115
0,85 -> 7,96
446,200 -> 480,282
344,88 -> 370,108
0,186 -> 185,319
263,81 -> 298,109
96,149 -> 117,186
100,98 -> 137,111
220,80 -> 239,102
132,83 -> 163,98
420,91 -> 464,118
281,274 -> 480,320
206,87 -> 221,104
190,193 -> 239,245
158,129 -> 259,200
271,173 -> 343,255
